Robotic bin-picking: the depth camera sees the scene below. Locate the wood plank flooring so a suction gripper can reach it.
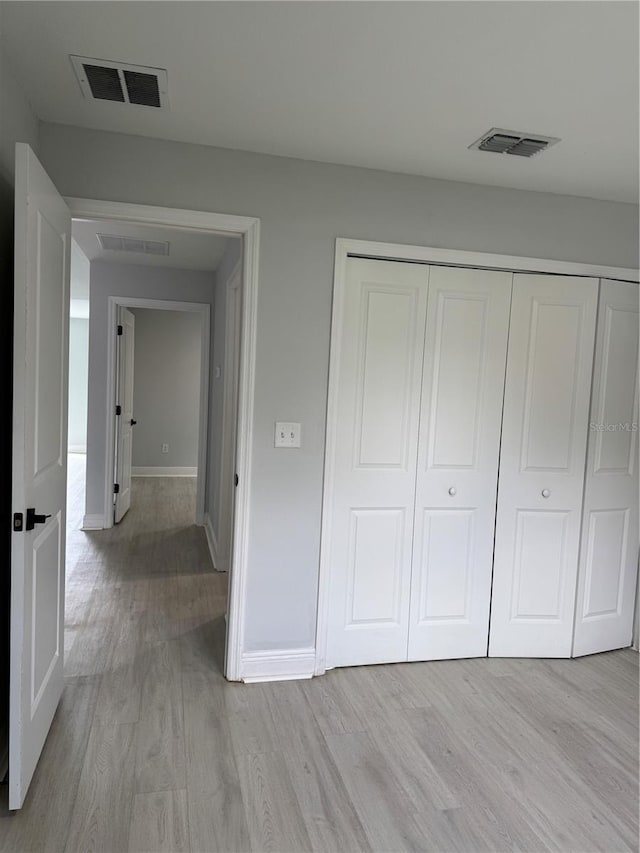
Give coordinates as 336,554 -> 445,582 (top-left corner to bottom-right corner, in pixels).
0,454 -> 637,852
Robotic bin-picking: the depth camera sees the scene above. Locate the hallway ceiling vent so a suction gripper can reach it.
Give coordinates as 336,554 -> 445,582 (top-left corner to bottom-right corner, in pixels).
469,128 -> 560,157
97,234 -> 170,256
70,55 -> 168,108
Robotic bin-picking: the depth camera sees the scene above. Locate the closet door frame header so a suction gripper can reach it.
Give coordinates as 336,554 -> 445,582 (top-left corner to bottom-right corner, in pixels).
315,237 -> 638,676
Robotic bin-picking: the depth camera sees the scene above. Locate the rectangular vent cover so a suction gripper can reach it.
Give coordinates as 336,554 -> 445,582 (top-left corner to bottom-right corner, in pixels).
97,234 -> 170,256
71,56 -> 168,108
470,128 -> 560,158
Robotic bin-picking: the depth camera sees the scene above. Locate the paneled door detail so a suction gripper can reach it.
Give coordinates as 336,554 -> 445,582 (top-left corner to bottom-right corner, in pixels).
324,258 -> 429,667
573,279 -> 639,656
408,266 -> 512,660
489,274 -> 598,657
10,144 -> 71,808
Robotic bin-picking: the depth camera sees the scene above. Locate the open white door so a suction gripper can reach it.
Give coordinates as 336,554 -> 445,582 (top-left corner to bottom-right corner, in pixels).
10,143 -> 70,809
114,306 -> 135,523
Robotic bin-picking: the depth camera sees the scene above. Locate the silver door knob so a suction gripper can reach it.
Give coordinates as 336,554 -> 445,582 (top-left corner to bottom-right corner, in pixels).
448,487 -> 457,496
541,489 -> 551,498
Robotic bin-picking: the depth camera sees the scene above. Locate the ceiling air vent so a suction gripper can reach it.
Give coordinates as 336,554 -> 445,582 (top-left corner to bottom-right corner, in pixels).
470,128 -> 560,158
97,234 -> 170,256
70,56 -> 168,108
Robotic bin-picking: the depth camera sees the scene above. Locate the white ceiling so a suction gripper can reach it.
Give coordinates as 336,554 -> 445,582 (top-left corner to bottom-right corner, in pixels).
1,2 -> 638,203
72,218 -> 232,272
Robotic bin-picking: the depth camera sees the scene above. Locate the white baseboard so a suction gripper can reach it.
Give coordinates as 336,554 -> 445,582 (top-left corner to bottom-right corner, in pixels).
82,513 -> 106,530
203,513 -> 219,570
240,647 -> 316,683
132,466 -> 197,477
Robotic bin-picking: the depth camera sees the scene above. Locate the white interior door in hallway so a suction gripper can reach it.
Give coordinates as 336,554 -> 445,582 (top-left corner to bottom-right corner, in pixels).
573,279 -> 639,657
114,306 -> 136,523
10,144 -> 70,809
489,274 -> 599,658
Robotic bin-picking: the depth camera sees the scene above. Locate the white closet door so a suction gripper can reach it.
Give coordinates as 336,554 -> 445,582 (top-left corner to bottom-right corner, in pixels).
573,280 -> 639,657
408,267 -> 511,661
325,258 -> 429,668
489,274 -> 598,658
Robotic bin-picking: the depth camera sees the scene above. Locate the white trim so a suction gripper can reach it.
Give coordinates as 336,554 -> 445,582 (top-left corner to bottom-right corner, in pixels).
334,238 -> 639,283
225,220 -> 260,683
66,198 -> 260,683
81,514 -> 106,530
315,237 -> 639,676
240,648 -> 316,683
67,446 -> 86,454
217,260 -> 242,578
132,466 -> 197,477
105,296 -> 210,528
203,513 -> 219,570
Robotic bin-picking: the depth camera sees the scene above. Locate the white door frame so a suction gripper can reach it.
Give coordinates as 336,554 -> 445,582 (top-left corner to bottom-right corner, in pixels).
315,237 -> 639,675
217,259 -> 243,572
107,297 -> 210,524
65,198 -> 260,682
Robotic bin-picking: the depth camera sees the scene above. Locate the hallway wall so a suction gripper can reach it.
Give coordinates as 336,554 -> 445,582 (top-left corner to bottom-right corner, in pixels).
68,318 -> 89,452
84,262 -> 215,525
131,308 -> 202,470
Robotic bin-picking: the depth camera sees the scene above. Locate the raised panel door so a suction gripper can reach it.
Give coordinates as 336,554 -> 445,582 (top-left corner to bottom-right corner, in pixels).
489,274 -> 598,657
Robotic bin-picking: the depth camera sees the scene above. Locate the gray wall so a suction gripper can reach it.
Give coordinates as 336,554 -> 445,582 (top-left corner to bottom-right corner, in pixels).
85,261 -> 215,522
207,239 -> 242,543
68,318 -> 89,451
40,122 -> 639,653
131,308 -> 202,469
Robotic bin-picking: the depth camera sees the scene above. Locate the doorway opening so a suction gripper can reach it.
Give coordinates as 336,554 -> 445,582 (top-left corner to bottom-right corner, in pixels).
63,206 -> 255,685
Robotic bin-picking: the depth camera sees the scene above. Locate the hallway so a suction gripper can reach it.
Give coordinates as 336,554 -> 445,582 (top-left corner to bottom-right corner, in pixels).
0,458 -> 637,852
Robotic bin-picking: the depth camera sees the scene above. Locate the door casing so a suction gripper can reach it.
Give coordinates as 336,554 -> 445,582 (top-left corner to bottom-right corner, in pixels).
65,197 -> 260,683
217,260 -> 243,573
107,297 -> 210,526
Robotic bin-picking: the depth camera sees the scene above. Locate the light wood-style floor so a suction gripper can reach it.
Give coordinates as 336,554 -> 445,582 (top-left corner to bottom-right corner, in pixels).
0,454 -> 638,853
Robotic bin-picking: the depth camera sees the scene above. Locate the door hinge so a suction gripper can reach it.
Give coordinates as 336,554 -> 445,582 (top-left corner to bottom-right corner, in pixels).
234,473 -> 239,487
114,483 -> 120,494
117,324 -> 123,336
115,405 -> 122,416
13,513 -> 23,532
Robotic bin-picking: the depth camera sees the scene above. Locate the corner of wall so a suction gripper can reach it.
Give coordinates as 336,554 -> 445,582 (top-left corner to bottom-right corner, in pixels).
203,512 -> 219,570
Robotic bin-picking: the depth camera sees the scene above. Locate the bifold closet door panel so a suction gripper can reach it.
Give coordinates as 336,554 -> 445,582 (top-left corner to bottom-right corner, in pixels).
573,280 -> 639,657
408,267 -> 512,661
489,274 -> 598,658
325,258 -> 429,668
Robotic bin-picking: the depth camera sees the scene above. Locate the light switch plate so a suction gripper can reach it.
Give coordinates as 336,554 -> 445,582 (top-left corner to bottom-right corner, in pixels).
275,422 -> 301,448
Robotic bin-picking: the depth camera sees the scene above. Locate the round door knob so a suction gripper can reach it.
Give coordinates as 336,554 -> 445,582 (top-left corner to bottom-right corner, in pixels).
448,487 -> 457,496
541,489 -> 551,498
